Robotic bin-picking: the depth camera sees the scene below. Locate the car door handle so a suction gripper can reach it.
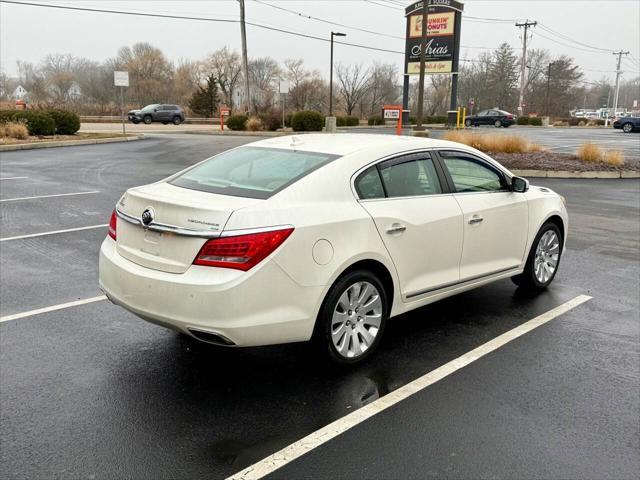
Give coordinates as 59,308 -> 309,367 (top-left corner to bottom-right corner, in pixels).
468,215 -> 484,225
386,223 -> 407,234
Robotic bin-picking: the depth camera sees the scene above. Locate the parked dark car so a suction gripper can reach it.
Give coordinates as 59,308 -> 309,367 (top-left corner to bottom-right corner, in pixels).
465,109 -> 516,128
128,104 -> 185,125
613,115 -> 640,133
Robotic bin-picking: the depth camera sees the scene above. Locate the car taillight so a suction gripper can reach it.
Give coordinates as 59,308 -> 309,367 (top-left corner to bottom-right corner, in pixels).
194,227 -> 294,271
108,209 -> 117,240
506,115 -> 513,119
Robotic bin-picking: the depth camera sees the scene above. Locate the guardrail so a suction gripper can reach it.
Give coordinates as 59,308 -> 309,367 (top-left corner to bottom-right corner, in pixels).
80,116 -> 220,125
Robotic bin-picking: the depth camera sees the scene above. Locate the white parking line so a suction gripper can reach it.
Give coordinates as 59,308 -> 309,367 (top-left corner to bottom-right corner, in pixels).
227,294 -> 593,480
0,224 -> 108,242
0,295 -> 107,323
0,191 -> 99,202
0,176 -> 28,180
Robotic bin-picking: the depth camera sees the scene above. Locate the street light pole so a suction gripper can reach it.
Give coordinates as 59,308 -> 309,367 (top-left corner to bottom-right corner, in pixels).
545,62 -> 555,117
329,32 -> 346,116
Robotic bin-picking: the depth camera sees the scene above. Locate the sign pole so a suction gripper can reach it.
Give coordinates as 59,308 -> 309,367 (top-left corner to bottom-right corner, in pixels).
449,8 -> 462,113
415,0 -> 428,131
120,86 -> 125,136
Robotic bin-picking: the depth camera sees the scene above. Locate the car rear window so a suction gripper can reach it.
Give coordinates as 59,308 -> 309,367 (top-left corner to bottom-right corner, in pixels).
170,147 -> 339,199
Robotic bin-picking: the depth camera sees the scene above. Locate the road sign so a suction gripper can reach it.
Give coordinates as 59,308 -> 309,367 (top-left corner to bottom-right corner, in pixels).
219,107 -> 231,116
383,104 -> 403,135
278,80 -> 290,94
114,71 -> 129,87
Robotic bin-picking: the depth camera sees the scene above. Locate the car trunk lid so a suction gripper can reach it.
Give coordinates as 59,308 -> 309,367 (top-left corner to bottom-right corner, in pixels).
115,182 -> 260,273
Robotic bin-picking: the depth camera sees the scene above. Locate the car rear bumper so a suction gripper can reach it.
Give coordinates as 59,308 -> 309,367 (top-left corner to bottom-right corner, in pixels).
99,238 -> 323,346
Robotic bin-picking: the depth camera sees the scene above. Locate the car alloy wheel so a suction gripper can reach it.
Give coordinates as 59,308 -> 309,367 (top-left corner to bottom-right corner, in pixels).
331,281 -> 383,359
173,116 -> 182,125
623,123 -> 633,133
143,115 -> 152,124
533,230 -> 560,284
316,270 -> 388,364
494,119 -> 502,128
512,222 -> 563,290
465,119 -> 472,127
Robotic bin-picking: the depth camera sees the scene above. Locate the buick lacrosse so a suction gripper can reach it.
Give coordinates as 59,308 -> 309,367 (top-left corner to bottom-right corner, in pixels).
99,134 -> 567,363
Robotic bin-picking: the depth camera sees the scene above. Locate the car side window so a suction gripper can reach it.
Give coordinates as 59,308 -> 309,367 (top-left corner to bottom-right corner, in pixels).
477,110 -> 488,116
378,155 -> 442,198
440,152 -> 506,193
355,167 -> 385,199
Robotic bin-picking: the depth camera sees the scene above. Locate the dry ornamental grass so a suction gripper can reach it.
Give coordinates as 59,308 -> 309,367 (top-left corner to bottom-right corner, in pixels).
246,116 -> 263,131
603,150 -> 625,167
576,142 -> 603,162
0,121 -> 29,140
442,131 -> 540,154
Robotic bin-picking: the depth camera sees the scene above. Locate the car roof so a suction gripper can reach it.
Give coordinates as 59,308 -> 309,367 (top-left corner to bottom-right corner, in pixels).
249,133 -> 473,156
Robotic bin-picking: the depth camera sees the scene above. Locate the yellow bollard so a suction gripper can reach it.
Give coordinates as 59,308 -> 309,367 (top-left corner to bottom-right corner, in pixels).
456,108 -> 461,129
462,107 -> 467,129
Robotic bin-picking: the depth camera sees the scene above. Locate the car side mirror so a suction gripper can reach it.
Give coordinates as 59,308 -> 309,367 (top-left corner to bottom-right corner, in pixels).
511,176 -> 529,193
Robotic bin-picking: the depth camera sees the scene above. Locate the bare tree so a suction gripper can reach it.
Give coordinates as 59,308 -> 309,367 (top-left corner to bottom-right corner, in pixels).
203,47 -> 242,109
248,56 -> 280,113
359,62 -> 399,117
335,63 -> 371,116
115,42 -> 174,106
17,61 -> 49,104
41,54 -> 77,105
173,59 -> 200,108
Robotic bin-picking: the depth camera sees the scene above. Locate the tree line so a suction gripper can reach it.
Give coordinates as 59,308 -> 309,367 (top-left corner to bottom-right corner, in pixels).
0,42 -> 637,118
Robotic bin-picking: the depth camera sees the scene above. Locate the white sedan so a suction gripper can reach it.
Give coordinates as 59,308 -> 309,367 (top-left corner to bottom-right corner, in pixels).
99,134 -> 567,364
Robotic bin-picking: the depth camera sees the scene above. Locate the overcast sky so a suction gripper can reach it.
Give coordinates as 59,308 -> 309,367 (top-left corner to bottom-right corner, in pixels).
1,0 -> 639,84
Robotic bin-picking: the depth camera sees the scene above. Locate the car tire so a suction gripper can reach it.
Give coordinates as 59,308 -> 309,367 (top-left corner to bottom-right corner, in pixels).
512,222 -> 563,291
494,119 -> 502,128
172,116 -> 182,125
465,119 -> 472,127
314,270 -> 388,365
622,122 -> 634,133
143,115 -> 152,125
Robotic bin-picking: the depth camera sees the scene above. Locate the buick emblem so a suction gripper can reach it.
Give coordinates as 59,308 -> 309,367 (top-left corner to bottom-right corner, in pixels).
141,208 -> 154,227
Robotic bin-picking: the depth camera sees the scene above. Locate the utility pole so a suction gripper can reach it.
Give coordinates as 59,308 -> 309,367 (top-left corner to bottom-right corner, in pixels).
612,50 -> 629,119
516,19 -> 536,116
238,0 -> 250,115
414,0 -> 428,131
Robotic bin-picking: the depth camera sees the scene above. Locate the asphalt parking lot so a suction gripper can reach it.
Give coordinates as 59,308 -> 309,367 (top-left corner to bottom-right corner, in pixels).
1,134 -> 638,479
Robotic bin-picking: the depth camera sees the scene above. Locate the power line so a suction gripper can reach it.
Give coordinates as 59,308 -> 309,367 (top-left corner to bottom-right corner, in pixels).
537,23 -> 615,53
531,29 -> 611,55
252,0 -> 405,40
364,0 -> 401,11
0,0 -> 405,55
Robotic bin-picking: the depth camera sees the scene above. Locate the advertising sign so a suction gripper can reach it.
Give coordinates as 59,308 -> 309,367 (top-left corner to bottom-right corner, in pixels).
404,0 -> 463,75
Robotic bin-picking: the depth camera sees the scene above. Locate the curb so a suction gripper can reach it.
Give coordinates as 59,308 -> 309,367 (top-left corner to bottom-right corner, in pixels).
0,135 -> 145,152
511,169 -> 639,179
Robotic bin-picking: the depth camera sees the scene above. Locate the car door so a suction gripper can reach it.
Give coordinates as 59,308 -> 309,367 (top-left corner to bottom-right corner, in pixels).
157,105 -> 170,121
356,152 -> 464,299
475,110 -> 489,125
436,150 -> 529,280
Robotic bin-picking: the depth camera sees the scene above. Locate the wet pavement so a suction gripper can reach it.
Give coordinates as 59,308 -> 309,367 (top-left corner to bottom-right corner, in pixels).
1,134 -> 638,479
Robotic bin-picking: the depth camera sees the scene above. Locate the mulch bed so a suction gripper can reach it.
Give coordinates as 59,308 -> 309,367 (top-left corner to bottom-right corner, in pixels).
490,151 -> 639,172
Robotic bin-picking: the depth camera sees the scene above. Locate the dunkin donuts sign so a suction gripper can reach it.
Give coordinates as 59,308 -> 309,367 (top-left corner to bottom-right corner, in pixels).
404,0 -> 464,75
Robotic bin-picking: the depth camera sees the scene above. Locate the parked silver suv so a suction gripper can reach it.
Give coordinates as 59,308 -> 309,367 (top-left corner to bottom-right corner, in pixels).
128,104 -> 185,125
